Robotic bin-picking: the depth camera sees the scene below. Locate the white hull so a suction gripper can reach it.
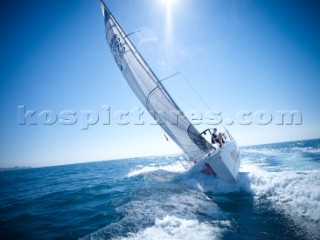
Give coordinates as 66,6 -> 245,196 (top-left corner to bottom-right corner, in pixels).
189,140 -> 241,182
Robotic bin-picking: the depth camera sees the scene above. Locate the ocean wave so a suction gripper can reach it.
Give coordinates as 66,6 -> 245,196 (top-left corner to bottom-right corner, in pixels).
247,166 -> 320,235
290,147 -> 320,154
242,146 -> 320,155
80,185 -> 230,240
126,163 -> 186,178
241,148 -> 282,156
181,159 -> 320,239
113,215 -> 224,240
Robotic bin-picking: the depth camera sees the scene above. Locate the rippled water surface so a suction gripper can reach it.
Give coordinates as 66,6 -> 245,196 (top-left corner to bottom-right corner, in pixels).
0,139 -> 319,239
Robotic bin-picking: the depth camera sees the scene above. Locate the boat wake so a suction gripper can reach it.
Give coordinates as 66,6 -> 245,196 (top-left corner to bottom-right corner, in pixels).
126,162 -> 186,178
186,158 -> 320,239
112,216 -> 224,240
82,141 -> 320,240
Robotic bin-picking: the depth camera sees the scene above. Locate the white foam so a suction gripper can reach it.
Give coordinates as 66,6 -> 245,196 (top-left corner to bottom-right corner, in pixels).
243,146 -> 320,155
184,158 -> 320,237
113,215 -> 224,240
181,162 -> 255,194
248,167 -> 320,223
81,190 -> 229,240
241,163 -> 320,237
241,148 -> 281,156
291,147 -> 320,154
127,163 -> 186,177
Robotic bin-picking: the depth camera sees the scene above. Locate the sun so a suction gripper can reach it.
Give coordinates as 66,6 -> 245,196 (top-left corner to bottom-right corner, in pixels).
163,0 -> 175,7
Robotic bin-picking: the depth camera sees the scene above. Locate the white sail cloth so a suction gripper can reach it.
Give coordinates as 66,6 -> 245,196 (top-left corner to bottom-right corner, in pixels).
101,1 -> 213,161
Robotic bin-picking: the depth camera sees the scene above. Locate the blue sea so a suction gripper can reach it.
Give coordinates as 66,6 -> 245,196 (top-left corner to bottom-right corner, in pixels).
0,139 -> 319,240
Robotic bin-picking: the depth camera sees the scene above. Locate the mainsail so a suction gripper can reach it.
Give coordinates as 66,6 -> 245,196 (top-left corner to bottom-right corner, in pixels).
100,1 -> 213,161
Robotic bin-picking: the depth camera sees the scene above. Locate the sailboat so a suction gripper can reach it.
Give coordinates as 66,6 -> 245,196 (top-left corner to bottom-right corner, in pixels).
100,1 -> 241,182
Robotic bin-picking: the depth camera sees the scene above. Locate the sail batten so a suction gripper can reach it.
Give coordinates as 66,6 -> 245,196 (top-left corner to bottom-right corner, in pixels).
101,1 -> 213,161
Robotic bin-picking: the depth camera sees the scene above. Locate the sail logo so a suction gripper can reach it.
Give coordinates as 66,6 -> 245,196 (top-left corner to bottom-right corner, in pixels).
230,148 -> 240,162
110,34 -> 125,70
201,163 -> 217,176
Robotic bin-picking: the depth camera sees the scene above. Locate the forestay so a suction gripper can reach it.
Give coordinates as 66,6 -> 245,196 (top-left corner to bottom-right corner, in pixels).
101,1 -> 213,161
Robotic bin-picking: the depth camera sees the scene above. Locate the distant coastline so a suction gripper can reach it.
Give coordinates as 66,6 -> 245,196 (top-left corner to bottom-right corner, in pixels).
0,166 -> 32,172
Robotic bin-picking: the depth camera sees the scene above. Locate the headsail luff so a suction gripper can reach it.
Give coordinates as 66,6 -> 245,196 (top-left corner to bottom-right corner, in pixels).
100,1 -> 213,161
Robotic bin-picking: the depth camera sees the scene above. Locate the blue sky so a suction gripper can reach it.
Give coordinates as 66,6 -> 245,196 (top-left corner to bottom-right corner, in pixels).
0,0 -> 319,167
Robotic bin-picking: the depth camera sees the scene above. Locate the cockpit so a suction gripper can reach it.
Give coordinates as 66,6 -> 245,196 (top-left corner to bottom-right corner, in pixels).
199,128 -> 232,149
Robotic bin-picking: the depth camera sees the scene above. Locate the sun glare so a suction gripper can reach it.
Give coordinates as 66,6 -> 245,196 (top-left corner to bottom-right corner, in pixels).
161,0 -> 178,47
163,0 -> 175,7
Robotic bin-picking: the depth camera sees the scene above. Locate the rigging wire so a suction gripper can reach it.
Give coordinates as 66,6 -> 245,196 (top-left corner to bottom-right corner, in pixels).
163,133 -> 192,170
147,42 -> 232,133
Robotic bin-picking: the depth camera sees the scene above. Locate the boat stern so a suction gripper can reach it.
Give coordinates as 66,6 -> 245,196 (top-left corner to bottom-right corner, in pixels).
192,140 -> 241,182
